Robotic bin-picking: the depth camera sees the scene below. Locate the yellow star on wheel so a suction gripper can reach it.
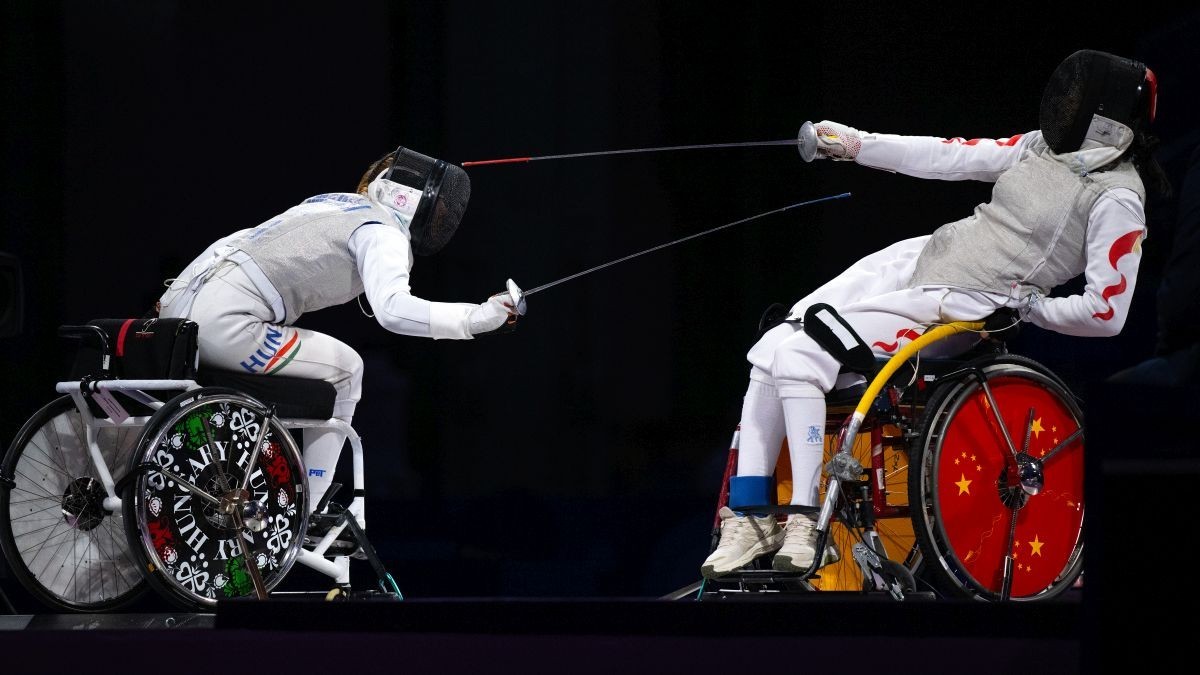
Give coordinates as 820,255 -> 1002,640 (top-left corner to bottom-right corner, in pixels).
1029,534 -> 1045,556
1031,418 -> 1045,439
956,474 -> 972,495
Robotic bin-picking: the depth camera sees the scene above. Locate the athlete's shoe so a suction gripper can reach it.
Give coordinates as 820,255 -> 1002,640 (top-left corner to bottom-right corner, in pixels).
700,506 -> 785,579
771,513 -> 840,572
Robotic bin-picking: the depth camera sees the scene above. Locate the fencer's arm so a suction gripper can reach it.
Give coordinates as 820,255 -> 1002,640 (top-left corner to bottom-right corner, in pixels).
813,120 -> 1035,181
854,130 -> 1035,181
1025,189 -> 1146,337
350,224 -> 478,340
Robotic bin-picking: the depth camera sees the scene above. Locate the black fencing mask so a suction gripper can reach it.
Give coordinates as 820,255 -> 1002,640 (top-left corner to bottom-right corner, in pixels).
1039,50 -> 1157,155
383,147 -> 471,256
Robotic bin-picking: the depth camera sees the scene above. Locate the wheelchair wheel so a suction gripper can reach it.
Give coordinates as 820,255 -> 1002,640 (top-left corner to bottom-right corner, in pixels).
910,354 -> 1084,601
0,396 -> 146,611
122,387 -> 309,610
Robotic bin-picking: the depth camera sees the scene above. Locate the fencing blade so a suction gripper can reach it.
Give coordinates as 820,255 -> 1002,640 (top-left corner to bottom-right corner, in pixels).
463,126 -> 818,167
507,191 -> 851,315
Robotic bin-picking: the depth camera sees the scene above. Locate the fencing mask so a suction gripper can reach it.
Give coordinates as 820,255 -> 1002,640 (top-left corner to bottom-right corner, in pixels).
1039,50 -> 1157,155
383,147 -> 471,256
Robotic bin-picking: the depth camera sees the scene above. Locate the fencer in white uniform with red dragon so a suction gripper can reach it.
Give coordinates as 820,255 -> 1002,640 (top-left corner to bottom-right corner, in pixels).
702,49 -> 1166,579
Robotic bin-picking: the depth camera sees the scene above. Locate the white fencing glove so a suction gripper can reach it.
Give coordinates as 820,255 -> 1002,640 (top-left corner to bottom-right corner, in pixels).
813,120 -> 863,161
468,291 -> 517,336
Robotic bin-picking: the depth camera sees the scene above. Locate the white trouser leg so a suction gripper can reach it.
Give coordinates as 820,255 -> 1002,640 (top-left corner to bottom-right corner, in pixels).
779,386 -> 826,507
163,264 -> 364,510
303,428 -> 348,510
733,379 -> 786,478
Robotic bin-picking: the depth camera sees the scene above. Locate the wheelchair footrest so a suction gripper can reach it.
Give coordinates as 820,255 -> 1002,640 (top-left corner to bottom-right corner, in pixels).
701,568 -> 819,595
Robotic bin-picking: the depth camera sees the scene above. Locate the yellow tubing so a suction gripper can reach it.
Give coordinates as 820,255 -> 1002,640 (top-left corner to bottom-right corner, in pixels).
853,321 -> 985,418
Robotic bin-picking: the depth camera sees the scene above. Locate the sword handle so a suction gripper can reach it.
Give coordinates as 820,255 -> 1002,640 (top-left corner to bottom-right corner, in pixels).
474,279 -> 525,337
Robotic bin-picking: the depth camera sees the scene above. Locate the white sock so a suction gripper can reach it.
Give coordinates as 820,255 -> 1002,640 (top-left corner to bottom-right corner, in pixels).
303,427 -> 347,513
734,379 -> 786,477
780,385 -> 826,507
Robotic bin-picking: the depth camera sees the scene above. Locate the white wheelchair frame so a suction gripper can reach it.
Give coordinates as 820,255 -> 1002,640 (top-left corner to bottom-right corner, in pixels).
58,376 -> 372,594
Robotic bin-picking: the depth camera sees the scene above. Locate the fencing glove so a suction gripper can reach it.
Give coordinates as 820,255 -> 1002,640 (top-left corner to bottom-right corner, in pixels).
468,291 -> 517,336
814,120 -> 863,161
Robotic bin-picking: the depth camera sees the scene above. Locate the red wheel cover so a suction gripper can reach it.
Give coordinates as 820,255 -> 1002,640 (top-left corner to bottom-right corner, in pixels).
933,375 -> 1084,597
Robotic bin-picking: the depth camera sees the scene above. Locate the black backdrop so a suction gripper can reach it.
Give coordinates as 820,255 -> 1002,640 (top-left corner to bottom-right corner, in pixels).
2,1 -> 1198,604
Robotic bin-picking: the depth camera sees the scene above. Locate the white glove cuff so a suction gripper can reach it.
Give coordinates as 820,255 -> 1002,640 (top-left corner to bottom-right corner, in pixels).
429,302 -> 475,340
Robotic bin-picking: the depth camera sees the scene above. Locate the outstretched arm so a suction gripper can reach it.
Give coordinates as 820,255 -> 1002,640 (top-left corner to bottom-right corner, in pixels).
350,224 -> 511,339
813,120 -> 1036,182
1025,189 -> 1147,337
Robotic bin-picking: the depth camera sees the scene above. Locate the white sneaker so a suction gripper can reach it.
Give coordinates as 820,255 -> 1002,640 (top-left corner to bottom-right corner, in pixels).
700,506 -> 784,579
771,513 -> 840,572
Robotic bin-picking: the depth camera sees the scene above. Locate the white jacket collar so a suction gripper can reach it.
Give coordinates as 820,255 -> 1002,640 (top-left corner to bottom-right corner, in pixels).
367,173 -> 424,237
1050,114 -> 1134,174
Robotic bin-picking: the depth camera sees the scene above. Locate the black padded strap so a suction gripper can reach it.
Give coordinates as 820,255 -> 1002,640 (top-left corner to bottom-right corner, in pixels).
803,303 -> 876,375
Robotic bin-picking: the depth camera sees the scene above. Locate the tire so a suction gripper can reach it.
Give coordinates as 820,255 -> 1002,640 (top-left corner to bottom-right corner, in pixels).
0,396 -> 147,612
122,388 -> 309,611
909,354 -> 1085,601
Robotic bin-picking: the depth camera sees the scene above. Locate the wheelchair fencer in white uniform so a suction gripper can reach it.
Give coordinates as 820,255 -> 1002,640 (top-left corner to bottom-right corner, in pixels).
0,147 -> 525,611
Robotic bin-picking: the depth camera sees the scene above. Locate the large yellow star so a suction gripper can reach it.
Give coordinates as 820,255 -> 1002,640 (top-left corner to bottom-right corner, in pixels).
1031,418 -> 1045,439
1029,534 -> 1045,556
956,474 -> 972,495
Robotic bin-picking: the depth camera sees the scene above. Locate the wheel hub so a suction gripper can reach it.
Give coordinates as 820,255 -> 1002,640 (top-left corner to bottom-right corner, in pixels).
61,477 -> 106,532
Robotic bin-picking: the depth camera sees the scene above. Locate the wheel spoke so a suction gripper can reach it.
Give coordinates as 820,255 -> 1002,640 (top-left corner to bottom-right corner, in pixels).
978,379 -> 1019,460
155,467 -> 222,507
14,518 -> 72,542
4,403 -> 146,608
99,518 -> 140,589
12,466 -> 69,501
1042,428 -> 1083,464
45,418 -> 79,480
11,501 -> 67,521
15,450 -> 77,486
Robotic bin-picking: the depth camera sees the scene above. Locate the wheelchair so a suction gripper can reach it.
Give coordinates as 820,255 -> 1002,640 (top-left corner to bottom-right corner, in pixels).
700,306 -> 1085,601
0,318 -> 401,612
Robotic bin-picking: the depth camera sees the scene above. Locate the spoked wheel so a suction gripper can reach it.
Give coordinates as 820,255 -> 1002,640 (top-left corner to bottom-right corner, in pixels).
123,388 -> 308,610
0,396 -> 146,611
910,355 -> 1084,601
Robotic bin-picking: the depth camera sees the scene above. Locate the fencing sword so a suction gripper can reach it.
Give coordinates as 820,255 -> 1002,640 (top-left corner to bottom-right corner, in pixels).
498,185 -> 848,319
464,121 -> 821,167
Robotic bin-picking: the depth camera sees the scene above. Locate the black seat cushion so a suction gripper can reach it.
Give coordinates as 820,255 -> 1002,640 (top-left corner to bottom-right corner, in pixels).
827,342 -> 1006,409
195,369 -> 337,420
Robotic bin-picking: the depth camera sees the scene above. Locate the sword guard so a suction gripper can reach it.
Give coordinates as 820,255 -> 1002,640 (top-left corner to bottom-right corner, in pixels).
797,121 -> 818,162
506,278 -> 527,316
474,280 -> 525,337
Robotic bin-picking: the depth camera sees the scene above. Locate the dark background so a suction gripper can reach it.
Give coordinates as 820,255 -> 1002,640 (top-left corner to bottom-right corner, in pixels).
2,1 -> 1198,607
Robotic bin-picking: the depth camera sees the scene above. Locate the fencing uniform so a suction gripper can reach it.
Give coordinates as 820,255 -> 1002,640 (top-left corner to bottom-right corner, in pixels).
702,48 -> 1158,578
158,175 -> 499,509
733,127 -> 1147,510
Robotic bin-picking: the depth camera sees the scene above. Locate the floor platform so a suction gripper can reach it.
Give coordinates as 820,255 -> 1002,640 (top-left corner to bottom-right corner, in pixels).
0,593 -> 1096,674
